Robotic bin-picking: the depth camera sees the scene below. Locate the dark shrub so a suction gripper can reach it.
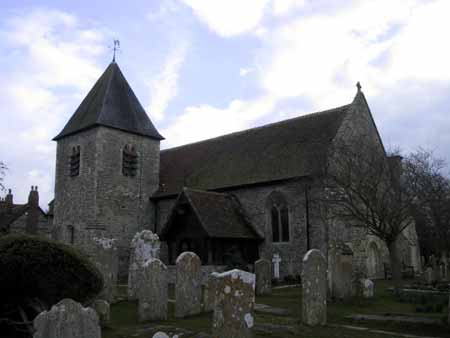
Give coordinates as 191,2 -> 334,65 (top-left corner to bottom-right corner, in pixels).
0,234 -> 103,310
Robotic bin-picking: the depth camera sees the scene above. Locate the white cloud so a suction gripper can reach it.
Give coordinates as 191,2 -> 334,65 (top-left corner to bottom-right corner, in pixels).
162,96 -> 276,147
181,0 -> 270,37
147,42 -> 189,121
239,67 -> 254,77
0,8 -> 107,205
271,0 -> 305,17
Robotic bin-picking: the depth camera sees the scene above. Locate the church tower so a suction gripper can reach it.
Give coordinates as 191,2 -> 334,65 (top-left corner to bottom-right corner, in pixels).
52,62 -> 163,274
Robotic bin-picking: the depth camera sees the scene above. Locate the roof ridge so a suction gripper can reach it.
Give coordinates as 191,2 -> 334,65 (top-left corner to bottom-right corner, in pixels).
183,187 -> 226,196
161,103 -> 351,153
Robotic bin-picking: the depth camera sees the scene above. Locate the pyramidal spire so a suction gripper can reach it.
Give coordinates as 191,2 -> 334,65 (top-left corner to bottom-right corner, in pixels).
53,62 -> 163,141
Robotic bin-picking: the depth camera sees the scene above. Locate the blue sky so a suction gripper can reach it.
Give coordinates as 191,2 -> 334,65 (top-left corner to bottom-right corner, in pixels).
1,0 -> 450,207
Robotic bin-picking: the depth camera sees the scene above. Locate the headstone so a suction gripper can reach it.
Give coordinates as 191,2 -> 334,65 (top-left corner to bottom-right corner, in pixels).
301,249 -> 327,326
204,272 -> 219,312
361,279 -> 374,298
128,230 -> 160,299
212,269 -> 255,338
332,247 -> 353,301
425,266 -> 435,284
255,258 -> 272,295
138,258 -> 168,322
272,253 -> 282,279
431,255 -> 440,282
152,333 -> 170,338
91,237 -> 118,303
92,299 -> 110,326
175,251 -> 202,318
33,298 -> 100,338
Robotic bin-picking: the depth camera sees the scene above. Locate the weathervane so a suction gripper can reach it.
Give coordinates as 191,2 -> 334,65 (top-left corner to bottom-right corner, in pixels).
111,40 -> 120,62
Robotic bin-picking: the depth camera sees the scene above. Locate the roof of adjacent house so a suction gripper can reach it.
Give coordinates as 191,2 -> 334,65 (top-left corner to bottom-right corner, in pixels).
53,62 -> 163,141
155,103 -> 353,197
160,188 -> 262,240
0,203 -> 28,230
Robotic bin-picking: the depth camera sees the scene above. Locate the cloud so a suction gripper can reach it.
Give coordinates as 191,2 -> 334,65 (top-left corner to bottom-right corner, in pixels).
239,67 -> 254,77
181,0 -> 270,37
0,8 -> 107,205
161,95 -> 276,148
147,41 -> 189,121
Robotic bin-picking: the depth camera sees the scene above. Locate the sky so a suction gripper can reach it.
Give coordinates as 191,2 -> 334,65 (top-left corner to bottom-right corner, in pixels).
1,0 -> 449,208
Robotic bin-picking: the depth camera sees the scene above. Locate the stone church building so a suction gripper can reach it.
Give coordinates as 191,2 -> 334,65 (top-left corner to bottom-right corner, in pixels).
4,61 -> 421,281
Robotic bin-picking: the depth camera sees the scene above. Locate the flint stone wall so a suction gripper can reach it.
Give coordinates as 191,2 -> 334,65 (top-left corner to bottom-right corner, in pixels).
212,269 -> 256,338
33,298 -> 100,338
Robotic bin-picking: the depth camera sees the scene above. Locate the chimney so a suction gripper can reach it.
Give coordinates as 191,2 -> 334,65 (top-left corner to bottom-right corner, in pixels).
26,186 -> 39,235
5,189 -> 13,212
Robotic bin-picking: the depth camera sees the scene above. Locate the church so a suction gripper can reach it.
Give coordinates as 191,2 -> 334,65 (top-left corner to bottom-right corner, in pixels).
2,61 -> 421,281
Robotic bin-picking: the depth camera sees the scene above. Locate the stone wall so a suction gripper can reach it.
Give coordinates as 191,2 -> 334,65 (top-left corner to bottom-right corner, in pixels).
53,126 -> 160,278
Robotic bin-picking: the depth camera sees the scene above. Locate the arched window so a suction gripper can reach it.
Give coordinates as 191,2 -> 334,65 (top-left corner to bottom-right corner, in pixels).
122,145 -> 138,177
69,146 -> 80,177
267,192 -> 290,243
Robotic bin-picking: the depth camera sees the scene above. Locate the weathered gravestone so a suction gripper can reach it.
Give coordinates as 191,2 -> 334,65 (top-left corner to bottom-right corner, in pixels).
91,237 -> 118,303
33,298 -> 100,338
302,249 -> 327,326
204,272 -> 219,312
128,230 -> 160,299
431,255 -> 440,282
425,266 -> 435,284
255,258 -> 272,295
361,278 -> 374,298
175,251 -> 202,318
138,258 -> 168,322
332,246 -> 353,301
212,269 -> 256,338
152,332 -> 170,338
92,299 -> 110,327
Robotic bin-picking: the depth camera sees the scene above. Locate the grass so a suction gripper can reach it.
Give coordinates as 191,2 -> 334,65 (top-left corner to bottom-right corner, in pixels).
103,280 -> 450,338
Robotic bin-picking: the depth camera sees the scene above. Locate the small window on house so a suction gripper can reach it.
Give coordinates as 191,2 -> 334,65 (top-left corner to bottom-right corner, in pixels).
70,146 -> 80,177
268,192 -> 290,243
122,145 -> 138,177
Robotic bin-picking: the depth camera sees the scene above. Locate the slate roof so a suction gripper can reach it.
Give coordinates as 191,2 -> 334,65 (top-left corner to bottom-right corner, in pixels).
0,203 -> 28,232
156,104 -> 352,197
160,188 -> 262,240
53,62 -> 163,140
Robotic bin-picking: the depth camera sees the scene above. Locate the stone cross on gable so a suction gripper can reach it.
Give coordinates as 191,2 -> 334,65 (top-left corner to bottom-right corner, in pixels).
272,253 -> 282,279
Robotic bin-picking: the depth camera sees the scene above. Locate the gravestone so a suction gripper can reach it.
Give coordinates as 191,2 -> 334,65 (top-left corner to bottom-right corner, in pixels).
361,279 -> 374,298
138,258 -> 168,322
92,299 -> 110,326
91,237 -> 118,303
128,230 -> 160,299
175,251 -> 202,318
301,249 -> 327,326
431,255 -> 440,282
204,272 -> 219,312
212,269 -> 255,338
333,247 -> 353,301
255,258 -> 272,295
272,253 -> 282,279
33,298 -> 100,338
425,266 -> 435,284
152,333 -> 170,338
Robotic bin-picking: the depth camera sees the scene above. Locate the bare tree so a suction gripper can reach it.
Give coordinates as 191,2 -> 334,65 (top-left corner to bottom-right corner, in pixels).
403,150 -> 450,260
318,139 -> 415,286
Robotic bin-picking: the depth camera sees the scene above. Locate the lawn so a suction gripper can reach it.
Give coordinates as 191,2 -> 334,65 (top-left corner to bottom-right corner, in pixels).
103,280 -> 450,338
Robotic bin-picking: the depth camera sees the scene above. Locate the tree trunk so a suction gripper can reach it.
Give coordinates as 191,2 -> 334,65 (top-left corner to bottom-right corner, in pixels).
388,240 -> 402,288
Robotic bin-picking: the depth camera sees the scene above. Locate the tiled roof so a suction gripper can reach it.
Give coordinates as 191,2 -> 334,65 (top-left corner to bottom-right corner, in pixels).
160,188 -> 262,240
53,62 -> 163,141
155,104 -> 351,197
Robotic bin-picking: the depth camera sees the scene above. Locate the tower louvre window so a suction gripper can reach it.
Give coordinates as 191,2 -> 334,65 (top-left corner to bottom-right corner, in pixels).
122,145 -> 138,177
69,146 -> 80,177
